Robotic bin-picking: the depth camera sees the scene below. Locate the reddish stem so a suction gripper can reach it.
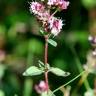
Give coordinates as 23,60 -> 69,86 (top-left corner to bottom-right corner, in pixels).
44,35 -> 49,91
45,35 -> 48,65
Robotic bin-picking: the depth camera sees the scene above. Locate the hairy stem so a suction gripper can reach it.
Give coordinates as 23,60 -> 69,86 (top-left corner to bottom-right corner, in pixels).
44,35 -> 49,91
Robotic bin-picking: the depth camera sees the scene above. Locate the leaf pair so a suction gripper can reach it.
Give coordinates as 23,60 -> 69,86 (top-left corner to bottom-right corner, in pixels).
23,66 -> 70,77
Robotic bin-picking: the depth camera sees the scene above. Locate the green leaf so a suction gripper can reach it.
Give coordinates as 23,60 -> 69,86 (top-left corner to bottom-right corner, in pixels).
41,90 -> 55,96
50,67 -> 70,77
38,60 -> 45,67
0,90 -> 5,96
47,39 -> 57,47
46,63 -> 50,70
38,60 -> 51,70
39,29 -> 48,35
84,89 -> 94,96
38,60 -> 45,70
23,66 -> 44,76
40,29 -> 45,35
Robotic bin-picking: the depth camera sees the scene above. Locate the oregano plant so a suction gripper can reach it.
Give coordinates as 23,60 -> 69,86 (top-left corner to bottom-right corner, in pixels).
23,0 -> 70,95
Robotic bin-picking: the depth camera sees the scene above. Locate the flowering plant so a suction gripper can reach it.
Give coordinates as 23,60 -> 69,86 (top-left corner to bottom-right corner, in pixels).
23,0 -> 70,95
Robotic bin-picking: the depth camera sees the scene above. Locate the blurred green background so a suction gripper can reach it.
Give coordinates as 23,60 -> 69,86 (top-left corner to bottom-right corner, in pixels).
0,0 -> 96,96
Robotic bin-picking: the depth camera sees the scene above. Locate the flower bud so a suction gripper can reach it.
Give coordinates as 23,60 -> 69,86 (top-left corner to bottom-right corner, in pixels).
35,81 -> 48,94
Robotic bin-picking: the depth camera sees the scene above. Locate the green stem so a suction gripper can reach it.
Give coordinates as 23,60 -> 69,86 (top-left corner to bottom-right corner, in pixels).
53,71 -> 85,93
70,46 -> 90,90
51,8 -> 59,17
23,40 -> 33,96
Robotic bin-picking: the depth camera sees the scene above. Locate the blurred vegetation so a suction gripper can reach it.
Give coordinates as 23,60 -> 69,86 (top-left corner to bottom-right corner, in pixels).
0,0 -> 96,96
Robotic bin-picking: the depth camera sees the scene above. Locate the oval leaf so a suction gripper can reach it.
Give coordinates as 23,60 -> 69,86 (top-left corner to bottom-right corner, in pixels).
39,29 -> 48,35
38,60 -> 45,70
38,60 -> 45,66
47,39 -> 57,47
40,29 -> 44,35
23,66 -> 43,76
50,67 -> 70,77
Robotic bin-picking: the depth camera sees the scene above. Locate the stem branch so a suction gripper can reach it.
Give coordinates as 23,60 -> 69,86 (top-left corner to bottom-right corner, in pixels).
53,71 -> 85,93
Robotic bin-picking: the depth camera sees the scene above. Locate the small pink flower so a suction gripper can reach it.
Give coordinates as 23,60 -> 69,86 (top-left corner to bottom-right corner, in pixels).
47,0 -> 69,10
48,17 -> 63,36
47,0 -> 57,5
30,2 -> 45,15
58,1 -> 70,10
30,2 -> 50,23
35,81 -> 48,94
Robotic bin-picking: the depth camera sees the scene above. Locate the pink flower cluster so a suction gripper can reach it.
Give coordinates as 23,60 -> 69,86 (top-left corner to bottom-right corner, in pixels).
47,0 -> 70,10
30,0 -> 69,36
30,2 -> 45,15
